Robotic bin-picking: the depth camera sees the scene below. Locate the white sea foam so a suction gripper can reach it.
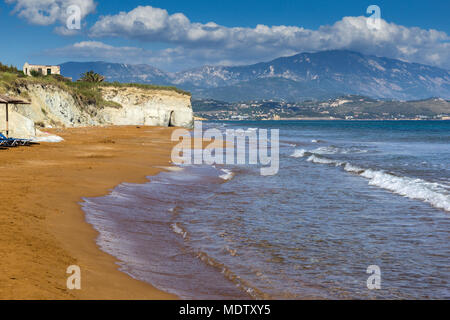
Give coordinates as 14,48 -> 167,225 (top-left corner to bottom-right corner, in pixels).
219,169 -> 234,180
311,146 -> 341,155
307,154 -> 344,166
343,163 -> 364,173
290,149 -> 307,158
306,153 -> 450,212
311,146 -> 368,155
171,223 -> 188,239
360,169 -> 450,212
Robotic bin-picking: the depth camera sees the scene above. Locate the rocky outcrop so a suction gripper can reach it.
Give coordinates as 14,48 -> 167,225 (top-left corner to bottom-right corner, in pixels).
16,83 -> 98,128
6,82 -> 193,138
98,86 -> 193,128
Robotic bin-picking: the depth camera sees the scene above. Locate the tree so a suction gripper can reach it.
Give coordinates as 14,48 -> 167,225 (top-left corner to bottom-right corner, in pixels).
79,70 -> 105,83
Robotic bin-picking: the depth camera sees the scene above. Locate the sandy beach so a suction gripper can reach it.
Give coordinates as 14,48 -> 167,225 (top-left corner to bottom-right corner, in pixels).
0,126 -> 179,299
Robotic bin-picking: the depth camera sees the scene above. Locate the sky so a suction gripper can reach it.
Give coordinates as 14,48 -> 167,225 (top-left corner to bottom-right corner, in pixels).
0,0 -> 449,72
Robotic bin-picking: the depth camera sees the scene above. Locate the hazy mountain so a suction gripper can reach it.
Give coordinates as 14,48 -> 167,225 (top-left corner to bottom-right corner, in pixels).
60,50 -> 450,102
61,61 -> 171,85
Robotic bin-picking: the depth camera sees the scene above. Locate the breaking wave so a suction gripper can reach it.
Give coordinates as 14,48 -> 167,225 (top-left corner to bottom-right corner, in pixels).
290,149 -> 307,158
219,169 -> 234,180
311,146 -> 368,155
359,169 -> 450,212
297,150 -> 450,212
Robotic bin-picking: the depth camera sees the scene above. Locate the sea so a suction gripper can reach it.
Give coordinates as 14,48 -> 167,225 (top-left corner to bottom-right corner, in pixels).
81,120 -> 450,299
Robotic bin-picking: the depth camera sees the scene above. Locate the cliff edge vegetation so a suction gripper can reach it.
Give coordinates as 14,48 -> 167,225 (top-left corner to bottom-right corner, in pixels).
0,63 -> 193,138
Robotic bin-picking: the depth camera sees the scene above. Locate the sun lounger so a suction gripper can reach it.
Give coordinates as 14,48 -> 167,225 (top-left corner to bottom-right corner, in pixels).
0,133 -> 33,147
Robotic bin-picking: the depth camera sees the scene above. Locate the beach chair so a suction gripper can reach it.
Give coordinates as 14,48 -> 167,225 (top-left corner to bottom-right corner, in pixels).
0,133 -> 31,147
0,137 -> 17,147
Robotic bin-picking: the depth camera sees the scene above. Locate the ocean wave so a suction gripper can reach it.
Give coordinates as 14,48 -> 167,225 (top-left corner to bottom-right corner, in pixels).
343,163 -> 365,173
195,250 -> 267,299
219,169 -> 234,180
311,146 -> 368,155
171,223 -> 188,239
304,154 -> 450,212
290,149 -> 307,158
307,154 -> 344,166
170,221 -> 264,299
360,169 -> 450,212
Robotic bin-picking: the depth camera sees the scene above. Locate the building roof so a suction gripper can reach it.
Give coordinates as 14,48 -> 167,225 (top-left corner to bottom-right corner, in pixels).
24,63 -> 60,67
0,94 -> 31,104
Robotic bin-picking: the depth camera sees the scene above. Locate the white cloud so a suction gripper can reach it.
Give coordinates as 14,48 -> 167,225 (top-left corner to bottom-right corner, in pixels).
44,41 -> 268,71
45,41 -> 194,71
6,0 -> 96,27
87,5 -> 450,70
48,41 -> 147,60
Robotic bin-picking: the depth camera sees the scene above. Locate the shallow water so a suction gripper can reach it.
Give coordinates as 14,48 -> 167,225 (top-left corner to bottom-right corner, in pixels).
82,120 -> 450,299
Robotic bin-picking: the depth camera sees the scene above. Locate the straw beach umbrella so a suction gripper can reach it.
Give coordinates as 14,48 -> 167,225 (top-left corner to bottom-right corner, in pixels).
0,94 -> 31,137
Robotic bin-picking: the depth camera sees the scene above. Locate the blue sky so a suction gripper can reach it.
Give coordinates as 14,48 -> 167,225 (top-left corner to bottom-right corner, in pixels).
1,0 -> 449,71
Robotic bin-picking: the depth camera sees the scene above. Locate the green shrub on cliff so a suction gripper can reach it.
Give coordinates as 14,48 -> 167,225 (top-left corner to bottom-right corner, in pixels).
79,71 -> 105,83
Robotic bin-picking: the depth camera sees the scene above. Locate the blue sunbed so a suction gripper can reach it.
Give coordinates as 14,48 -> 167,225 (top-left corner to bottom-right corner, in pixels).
0,133 -> 32,147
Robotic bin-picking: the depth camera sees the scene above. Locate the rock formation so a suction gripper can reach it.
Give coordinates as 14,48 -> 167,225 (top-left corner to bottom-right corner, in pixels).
1,82 -> 193,138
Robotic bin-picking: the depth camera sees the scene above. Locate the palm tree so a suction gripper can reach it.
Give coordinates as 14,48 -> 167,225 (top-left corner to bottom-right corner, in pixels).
79,70 -> 105,83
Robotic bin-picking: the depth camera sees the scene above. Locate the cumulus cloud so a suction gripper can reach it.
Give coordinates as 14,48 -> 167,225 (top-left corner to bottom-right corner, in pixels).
47,41 -> 147,60
87,5 -> 450,70
44,40 -> 271,71
6,0 -> 96,33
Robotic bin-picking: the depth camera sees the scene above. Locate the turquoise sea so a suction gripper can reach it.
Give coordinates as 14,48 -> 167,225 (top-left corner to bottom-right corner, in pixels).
82,120 -> 450,299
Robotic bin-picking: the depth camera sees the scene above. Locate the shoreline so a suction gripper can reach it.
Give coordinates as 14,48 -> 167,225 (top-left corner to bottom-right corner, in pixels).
0,126 -> 179,299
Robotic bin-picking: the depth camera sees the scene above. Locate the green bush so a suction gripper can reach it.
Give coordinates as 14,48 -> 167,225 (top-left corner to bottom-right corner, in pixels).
30,70 -> 43,77
0,63 -> 21,74
79,71 -> 105,83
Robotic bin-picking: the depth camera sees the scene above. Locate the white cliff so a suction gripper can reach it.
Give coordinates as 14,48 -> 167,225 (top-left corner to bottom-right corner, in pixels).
98,86 -> 193,128
4,82 -> 193,138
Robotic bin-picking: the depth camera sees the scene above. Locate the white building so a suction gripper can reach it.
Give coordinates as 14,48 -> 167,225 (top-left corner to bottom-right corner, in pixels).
23,62 -> 60,76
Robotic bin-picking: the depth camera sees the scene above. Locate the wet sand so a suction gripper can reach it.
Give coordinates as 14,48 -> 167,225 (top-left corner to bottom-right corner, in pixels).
0,126 -> 180,299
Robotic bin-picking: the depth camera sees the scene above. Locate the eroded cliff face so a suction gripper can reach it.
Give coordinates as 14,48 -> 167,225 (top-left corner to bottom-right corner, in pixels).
15,83 -> 98,128
98,86 -> 193,128
5,83 -> 193,138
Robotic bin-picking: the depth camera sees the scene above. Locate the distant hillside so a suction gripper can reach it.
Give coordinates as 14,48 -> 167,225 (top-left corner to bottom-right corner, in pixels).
61,50 -> 450,102
192,96 -> 450,121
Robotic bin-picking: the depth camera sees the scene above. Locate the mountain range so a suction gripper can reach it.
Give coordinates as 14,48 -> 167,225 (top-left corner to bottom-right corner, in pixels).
60,50 -> 450,102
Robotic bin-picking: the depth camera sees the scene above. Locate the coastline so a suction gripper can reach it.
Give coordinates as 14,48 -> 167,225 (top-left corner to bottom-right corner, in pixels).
208,118 -> 450,121
0,126 -> 179,299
